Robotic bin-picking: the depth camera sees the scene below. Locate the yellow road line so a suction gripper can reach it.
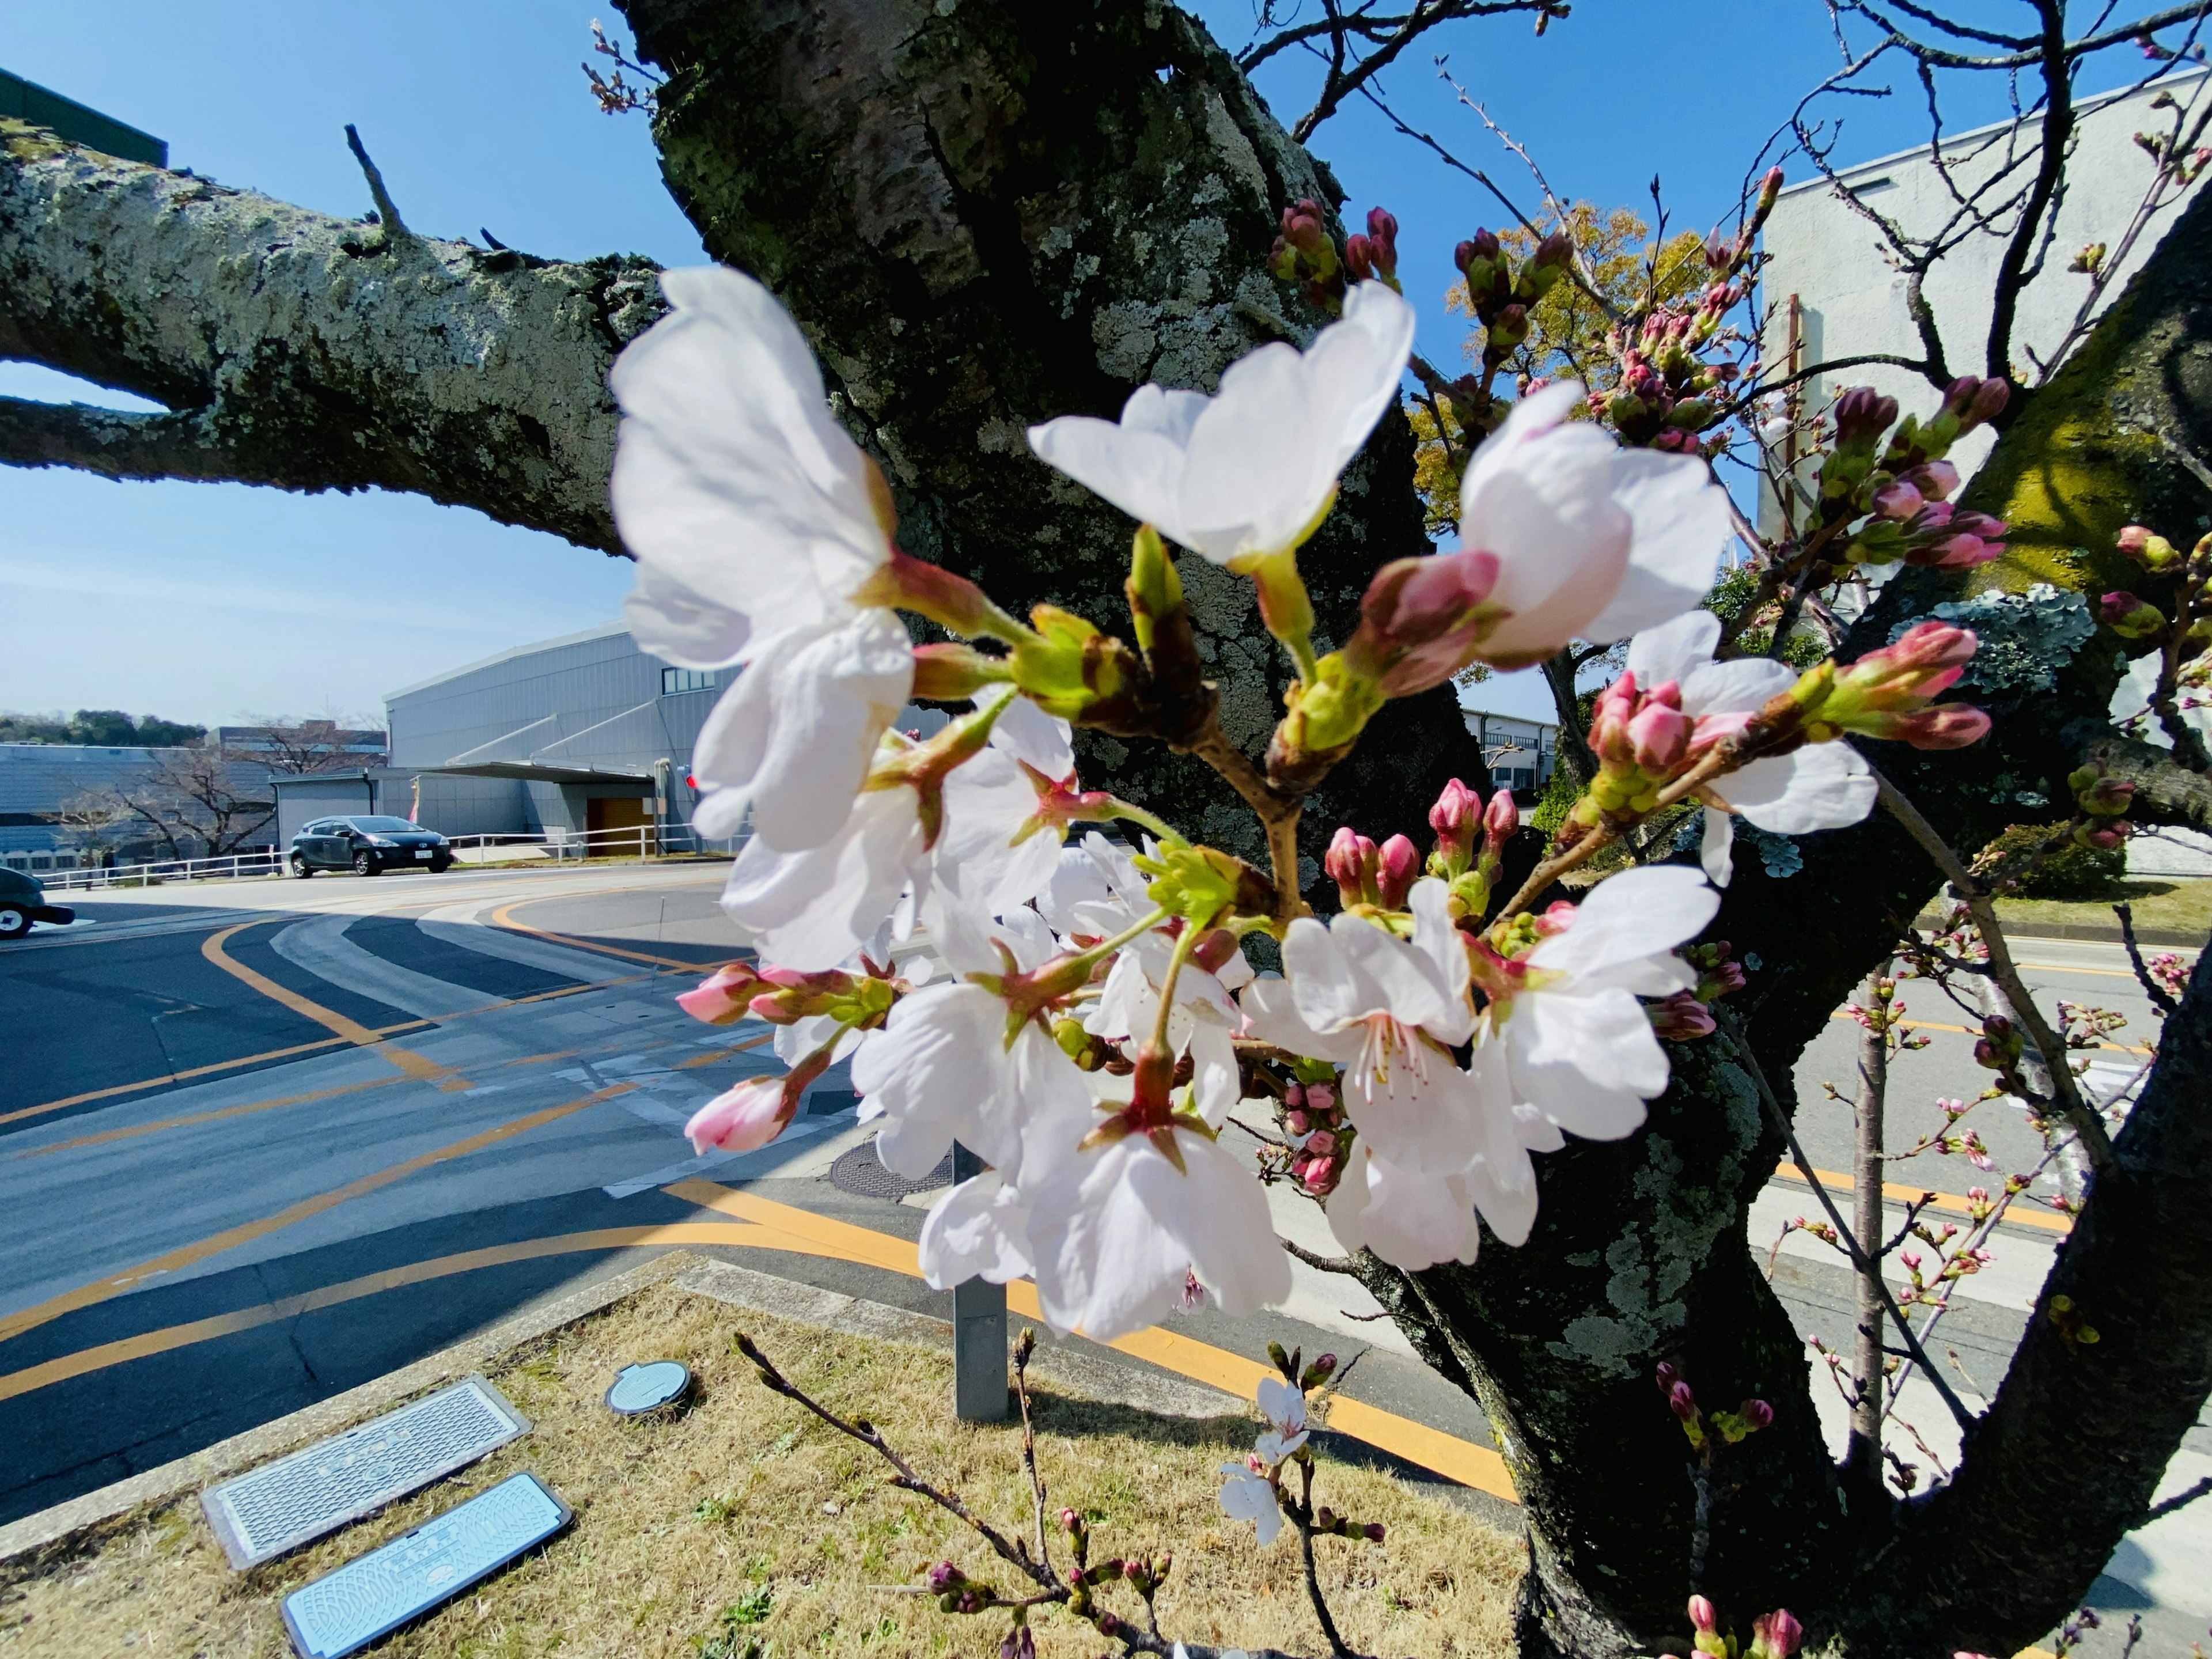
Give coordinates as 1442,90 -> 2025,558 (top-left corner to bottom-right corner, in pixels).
490,891 -> 734,973
1824,1007 -> 2151,1055
9,1075 -> 397,1161
0,1084 -> 637,1346
0,1221 -> 782,1404
200,924 -> 466,1088
1773,1163 -> 2072,1234
0,1033 -> 400,1128
0,1188 -> 1518,1501
665,1180 -> 1519,1501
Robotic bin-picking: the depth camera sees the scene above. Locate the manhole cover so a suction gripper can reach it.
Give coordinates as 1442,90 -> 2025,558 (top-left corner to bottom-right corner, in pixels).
282,1472 -> 570,1659
203,1377 -> 528,1569
829,1141 -> 953,1200
605,1361 -> 692,1415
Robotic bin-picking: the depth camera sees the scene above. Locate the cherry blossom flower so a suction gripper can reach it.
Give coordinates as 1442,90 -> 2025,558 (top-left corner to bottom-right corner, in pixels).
1027,282 -> 1417,567
1254,1376 -> 1312,1465
609,267 -> 915,850
1622,609 -> 1876,885
1461,382 -> 1733,669
1324,1046 -> 1539,1270
1474,865 -> 1719,1141
1216,1457 -> 1285,1545
1240,878 -> 1491,1170
1018,1052 -> 1291,1342
1082,928 -> 1251,1127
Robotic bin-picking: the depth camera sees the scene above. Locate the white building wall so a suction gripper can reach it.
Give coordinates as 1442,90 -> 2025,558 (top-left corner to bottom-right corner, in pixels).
1760,71 -> 2211,531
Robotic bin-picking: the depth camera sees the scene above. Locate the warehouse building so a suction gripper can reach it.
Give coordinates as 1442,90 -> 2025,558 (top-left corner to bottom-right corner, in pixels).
329,620 -> 945,854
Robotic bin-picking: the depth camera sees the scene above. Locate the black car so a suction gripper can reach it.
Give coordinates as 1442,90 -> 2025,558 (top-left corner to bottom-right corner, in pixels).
0,867 -> 74,940
290,816 -> 454,877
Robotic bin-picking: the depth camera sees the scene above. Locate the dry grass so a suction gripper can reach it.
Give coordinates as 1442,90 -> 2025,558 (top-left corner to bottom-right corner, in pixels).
1988,877 -> 2212,941
1,1282 -> 1522,1659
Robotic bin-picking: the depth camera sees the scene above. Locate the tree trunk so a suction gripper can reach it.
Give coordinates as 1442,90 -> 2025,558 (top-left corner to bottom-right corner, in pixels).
9,7 -> 2212,1653
616,0 -> 1473,878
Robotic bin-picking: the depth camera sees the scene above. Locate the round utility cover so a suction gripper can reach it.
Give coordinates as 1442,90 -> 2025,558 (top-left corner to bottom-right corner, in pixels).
605,1361 -> 691,1415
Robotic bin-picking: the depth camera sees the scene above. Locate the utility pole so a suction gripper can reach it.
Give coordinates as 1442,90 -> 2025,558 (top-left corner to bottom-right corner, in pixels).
950,1142 -> 1008,1421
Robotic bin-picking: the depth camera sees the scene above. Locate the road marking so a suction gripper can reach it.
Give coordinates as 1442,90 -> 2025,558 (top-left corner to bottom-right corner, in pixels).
0,1084 -> 637,1347
8,1075 -> 398,1161
489,891 -> 734,972
0,1029 -> 425,1129
201,923 -> 468,1088
1772,1162 -> 2072,1234
0,1189 -> 1518,1502
0,1221 -> 783,1404
663,1180 -> 1520,1500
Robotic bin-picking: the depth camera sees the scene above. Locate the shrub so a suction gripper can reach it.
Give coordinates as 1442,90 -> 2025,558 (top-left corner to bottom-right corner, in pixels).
1977,821 -> 2126,899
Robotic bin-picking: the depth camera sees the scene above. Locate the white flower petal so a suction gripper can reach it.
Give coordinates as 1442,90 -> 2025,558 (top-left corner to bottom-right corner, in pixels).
1508,988 -> 1665,1139
1701,807 -> 1736,887
1326,1143 -> 1482,1271
723,786 -> 925,971
1577,448 -> 1732,642
1626,609 -> 1722,690
624,562 -> 754,670
1527,865 -> 1717,982
1681,656 -> 1795,717
1716,743 -> 1876,835
1239,974 -> 1365,1064
918,1172 -> 1036,1287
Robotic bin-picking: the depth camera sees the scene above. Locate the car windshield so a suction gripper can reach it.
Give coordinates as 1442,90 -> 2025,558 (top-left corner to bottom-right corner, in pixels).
346,817 -> 424,832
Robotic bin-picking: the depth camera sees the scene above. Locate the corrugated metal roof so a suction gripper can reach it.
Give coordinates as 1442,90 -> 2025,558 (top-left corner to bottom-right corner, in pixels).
384,619 -> 632,702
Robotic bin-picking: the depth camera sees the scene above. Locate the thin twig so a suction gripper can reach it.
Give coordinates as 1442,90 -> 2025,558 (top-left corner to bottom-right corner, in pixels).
1283,1238 -> 1368,1275
342,124 -> 414,245
1013,1331 -> 1053,1574
1713,1011 -> 1978,1434
2115,902 -> 2182,1016
2142,1474 -> 2212,1524
1296,1459 -> 1355,1658
1867,762 -> 2119,1173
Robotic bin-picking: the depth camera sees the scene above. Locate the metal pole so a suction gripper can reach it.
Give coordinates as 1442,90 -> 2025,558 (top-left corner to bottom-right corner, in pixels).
949,1142 -> 1008,1421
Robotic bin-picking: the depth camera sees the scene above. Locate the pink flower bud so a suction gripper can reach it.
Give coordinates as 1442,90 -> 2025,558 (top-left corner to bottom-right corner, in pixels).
1885,704 -> 1993,749
1741,1398 -> 1774,1430
1753,1609 -> 1804,1659
1363,1522 -> 1387,1541
1910,533 -> 2002,571
1305,1130 -> 1337,1156
1689,1596 -> 1718,1634
1589,672 -> 1641,763
1366,207 -> 1399,275
1302,1155 -> 1338,1194
927,1562 -> 967,1593
1376,834 -> 1420,907
1834,386 -> 1897,446
1305,1081 -> 1337,1112
1655,1361 -> 1681,1391
1325,826 -> 1380,907
1483,785 -> 1519,844
1901,460 -> 1960,501
1627,694 -> 1692,771
2100,590 -> 2166,639
676,961 -> 766,1025
1285,1110 -> 1311,1135
1343,233 -> 1376,282
1346,550 -> 1502,697
1429,777 -> 1481,873
1649,992 -> 1715,1041
1059,1508 -> 1081,1531
684,1076 -> 793,1154
1669,1380 -> 1699,1421
1870,479 -> 1924,520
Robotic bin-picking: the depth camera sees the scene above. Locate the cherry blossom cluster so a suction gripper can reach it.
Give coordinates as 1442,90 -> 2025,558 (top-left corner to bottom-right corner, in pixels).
603,247 -> 1993,1363
1215,1347 -> 1388,1554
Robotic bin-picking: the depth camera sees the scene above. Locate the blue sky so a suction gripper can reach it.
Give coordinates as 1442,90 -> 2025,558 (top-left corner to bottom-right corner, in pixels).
0,3 -> 2153,728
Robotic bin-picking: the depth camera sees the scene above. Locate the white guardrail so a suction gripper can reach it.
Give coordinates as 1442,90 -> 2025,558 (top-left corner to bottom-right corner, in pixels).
38,823 -> 743,892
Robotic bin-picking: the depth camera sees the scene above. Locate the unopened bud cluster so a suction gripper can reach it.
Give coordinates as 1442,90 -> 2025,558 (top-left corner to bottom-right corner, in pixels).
1657,1361 -> 1772,1454
1812,378 -> 2011,574
1280,1077 -> 1349,1196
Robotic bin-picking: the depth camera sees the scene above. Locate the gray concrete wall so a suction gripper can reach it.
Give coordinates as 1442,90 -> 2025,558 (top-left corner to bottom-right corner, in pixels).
1760,71 -> 2211,529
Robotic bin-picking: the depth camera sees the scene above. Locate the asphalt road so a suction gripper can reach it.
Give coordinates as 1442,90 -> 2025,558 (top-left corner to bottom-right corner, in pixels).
0,861 -> 2201,1652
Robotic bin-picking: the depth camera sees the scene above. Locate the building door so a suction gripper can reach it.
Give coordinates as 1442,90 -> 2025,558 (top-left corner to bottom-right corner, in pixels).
586,795 -> 651,854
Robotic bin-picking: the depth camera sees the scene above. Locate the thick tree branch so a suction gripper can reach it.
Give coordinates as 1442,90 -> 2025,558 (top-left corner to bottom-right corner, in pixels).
0,124 -> 663,552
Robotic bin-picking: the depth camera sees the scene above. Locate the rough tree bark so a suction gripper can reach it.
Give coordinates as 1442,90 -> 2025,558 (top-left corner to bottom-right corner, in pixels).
5,6 -> 2212,1656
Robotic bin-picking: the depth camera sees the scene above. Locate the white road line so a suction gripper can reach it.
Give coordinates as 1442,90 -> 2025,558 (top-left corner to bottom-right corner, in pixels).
271,912 -> 503,1020
415,901 -> 632,984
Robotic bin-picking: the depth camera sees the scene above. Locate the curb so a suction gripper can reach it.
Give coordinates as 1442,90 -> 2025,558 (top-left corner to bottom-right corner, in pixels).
0,1251 -> 1263,1573
1918,919 -> 2205,949
0,1250 -> 690,1568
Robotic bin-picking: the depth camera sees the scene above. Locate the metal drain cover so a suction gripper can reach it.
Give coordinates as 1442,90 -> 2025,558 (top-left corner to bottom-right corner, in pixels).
282,1471 -> 570,1658
204,1377 -> 529,1569
829,1141 -> 953,1200
605,1360 -> 691,1415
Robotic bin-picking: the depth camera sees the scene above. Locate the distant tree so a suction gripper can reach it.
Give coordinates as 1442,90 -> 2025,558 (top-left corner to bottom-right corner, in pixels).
90,742 -> 273,859
51,790 -> 130,864
0,709 -> 206,747
233,714 -> 383,774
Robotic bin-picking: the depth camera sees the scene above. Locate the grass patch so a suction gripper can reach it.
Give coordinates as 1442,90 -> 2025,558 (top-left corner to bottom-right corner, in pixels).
1984,877 -> 2212,940
1,1281 -> 1521,1659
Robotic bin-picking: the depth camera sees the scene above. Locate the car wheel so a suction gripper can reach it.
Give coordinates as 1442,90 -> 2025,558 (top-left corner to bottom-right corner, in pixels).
353,851 -> 379,877
0,906 -> 28,940
429,855 -> 453,873
291,854 -> 315,878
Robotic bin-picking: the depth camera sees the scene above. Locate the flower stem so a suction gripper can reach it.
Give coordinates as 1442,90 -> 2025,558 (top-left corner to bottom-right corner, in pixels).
1149,914 -> 1207,1056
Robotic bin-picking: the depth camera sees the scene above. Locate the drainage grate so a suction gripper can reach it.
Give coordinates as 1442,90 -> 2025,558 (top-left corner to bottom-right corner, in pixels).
203,1377 -> 529,1569
282,1471 -> 570,1659
828,1141 -> 954,1200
